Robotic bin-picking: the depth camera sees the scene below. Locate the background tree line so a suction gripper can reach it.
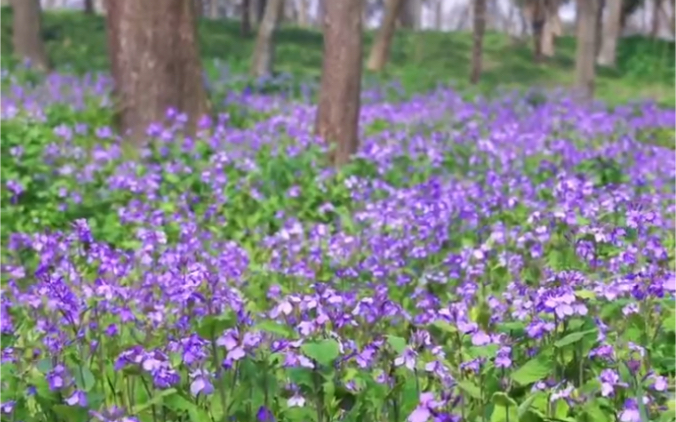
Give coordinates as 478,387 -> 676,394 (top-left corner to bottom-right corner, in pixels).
8,0 -> 675,167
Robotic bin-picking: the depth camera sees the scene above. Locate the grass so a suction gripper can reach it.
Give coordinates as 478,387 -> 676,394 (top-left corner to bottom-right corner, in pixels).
1,6 -> 674,107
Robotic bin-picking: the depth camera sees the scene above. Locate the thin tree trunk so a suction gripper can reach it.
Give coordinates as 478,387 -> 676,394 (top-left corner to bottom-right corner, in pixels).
315,0 -> 363,167
242,0 -> 252,35
574,0 -> 600,101
209,0 -> 219,18
317,0 -> 325,27
594,0 -> 605,57
105,0 -> 209,145
435,0 -> 443,29
398,0 -> 420,29
651,0 -> 662,37
297,0 -> 308,26
470,0 -> 487,84
11,0 -> 50,71
541,0 -> 560,57
528,0 -> 547,63
367,0 -> 404,71
250,0 -> 284,78
84,0 -> 94,14
597,0 -> 622,66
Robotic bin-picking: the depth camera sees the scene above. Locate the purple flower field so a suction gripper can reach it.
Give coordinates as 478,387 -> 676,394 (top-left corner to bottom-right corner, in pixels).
1,73 -> 675,422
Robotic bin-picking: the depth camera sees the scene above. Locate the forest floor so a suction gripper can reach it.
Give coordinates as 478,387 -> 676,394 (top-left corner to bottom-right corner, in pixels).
1,6 -> 674,108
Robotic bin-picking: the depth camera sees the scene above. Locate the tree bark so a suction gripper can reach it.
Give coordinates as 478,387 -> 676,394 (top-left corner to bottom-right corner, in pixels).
242,0 -> 252,35
366,0 -> 404,71
651,0 -> 662,38
315,0 -> 363,167
11,0 -> 50,71
105,0 -> 209,145
597,0 -> 622,67
541,0 -> 561,57
397,0 -> 420,29
594,0 -> 605,57
574,0 -> 600,101
526,0 -> 547,62
297,0 -> 308,26
435,0 -> 443,29
470,0 -> 487,84
250,0 -> 284,78
209,0 -> 219,18
84,0 -> 94,14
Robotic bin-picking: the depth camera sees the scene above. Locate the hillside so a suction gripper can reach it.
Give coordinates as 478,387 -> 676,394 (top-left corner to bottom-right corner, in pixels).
1,6 -> 675,107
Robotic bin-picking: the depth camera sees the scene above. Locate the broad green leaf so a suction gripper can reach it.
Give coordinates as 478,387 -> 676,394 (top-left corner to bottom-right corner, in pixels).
518,392 -> 546,419
554,329 -> 597,348
582,400 -> 613,422
457,380 -> 482,400
255,320 -> 295,338
301,339 -> 340,366
385,335 -> 407,354
510,354 -> 554,386
131,388 -> 178,415
574,290 -> 596,300
195,311 -> 237,339
73,366 -> 96,392
491,392 -> 517,408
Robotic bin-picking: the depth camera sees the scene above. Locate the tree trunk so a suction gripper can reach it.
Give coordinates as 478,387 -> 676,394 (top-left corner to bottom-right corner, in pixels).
105,0 -> 209,145
594,0 -> 605,57
250,0 -> 284,78
84,0 -> 94,14
366,0 -> 404,71
435,0 -> 443,29
541,0 -> 560,57
597,0 -> 622,67
315,0 -> 363,167
528,0 -> 547,63
209,0 -> 219,18
11,0 -> 50,71
297,0 -> 308,26
470,0 -> 487,84
574,0 -> 600,101
651,0 -> 662,37
398,0 -> 420,29
242,0 -> 252,35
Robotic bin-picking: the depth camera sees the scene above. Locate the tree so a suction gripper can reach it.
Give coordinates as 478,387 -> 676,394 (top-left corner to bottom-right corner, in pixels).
11,0 -> 49,71
397,0 -> 420,29
296,0 -> 309,27
367,0 -> 404,71
651,0 -> 662,38
597,0 -> 622,67
84,0 -> 94,14
105,0 -> 209,145
524,0 -> 547,62
470,0 -> 487,84
574,0 -> 600,100
315,0 -> 363,167
242,0 -> 252,35
250,0 -> 284,78
541,0 -> 562,57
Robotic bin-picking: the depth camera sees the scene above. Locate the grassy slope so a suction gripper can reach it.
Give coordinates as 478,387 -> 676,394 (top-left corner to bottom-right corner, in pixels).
1,7 -> 675,107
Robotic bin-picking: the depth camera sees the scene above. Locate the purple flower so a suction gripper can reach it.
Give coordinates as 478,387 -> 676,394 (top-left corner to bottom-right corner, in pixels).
619,399 -> 640,422
65,390 -> 88,407
0,401 -> 15,414
189,370 -> 214,397
408,392 -> 443,422
471,330 -> 491,346
256,406 -> 275,422
394,348 -> 418,371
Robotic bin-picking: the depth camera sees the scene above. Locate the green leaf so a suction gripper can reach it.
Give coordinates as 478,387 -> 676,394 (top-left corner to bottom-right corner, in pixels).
255,320 -> 295,338
386,335 -> 407,354
582,400 -> 613,422
554,329 -> 597,348
73,366 -> 96,392
491,392 -> 517,407
518,392 -> 546,419
457,380 -> 482,400
490,404 -> 518,422
52,404 -> 89,422
131,388 -> 178,415
510,354 -> 554,386
195,311 -> 237,339
301,339 -> 341,367
574,290 -> 596,300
